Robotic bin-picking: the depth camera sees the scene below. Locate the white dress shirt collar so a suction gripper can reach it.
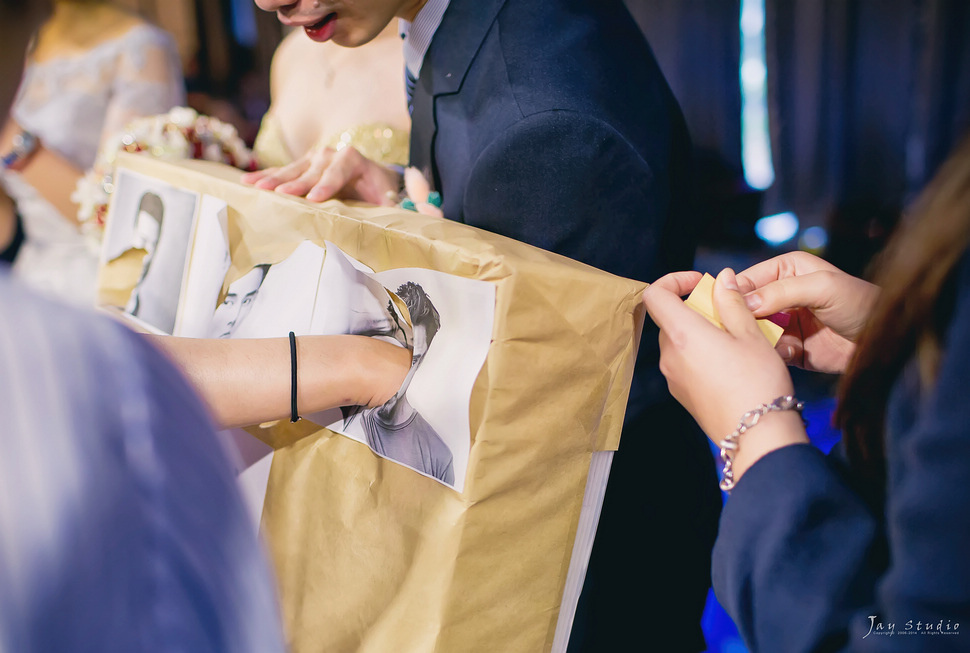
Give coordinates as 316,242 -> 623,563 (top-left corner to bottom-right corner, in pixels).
399,0 -> 451,78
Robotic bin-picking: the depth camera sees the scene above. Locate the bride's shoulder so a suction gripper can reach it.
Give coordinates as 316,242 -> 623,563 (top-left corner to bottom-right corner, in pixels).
32,6 -> 167,64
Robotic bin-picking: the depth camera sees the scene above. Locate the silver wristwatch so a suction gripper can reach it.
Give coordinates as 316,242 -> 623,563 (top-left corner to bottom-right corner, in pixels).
2,130 -> 39,169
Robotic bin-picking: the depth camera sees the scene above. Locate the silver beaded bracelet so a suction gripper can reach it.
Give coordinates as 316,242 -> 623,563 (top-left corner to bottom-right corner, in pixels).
719,395 -> 804,493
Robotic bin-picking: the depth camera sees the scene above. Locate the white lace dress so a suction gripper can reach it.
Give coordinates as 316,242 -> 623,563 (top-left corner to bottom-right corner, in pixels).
2,23 -> 184,306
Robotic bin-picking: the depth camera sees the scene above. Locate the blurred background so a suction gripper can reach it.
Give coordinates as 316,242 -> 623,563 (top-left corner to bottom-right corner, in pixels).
110,0 -> 970,650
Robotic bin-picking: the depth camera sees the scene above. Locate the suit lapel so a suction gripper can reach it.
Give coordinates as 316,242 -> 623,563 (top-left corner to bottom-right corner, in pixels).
409,0 -> 507,190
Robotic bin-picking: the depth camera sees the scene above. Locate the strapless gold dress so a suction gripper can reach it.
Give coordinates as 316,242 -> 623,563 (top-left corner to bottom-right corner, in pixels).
253,113 -> 410,168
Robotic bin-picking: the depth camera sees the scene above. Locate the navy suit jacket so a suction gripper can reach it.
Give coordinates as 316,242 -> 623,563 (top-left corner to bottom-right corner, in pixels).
409,2 -> 721,651
714,252 -> 970,652
410,0 -> 696,419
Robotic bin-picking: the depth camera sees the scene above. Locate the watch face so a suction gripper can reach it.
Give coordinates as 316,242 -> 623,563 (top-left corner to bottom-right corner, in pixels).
14,131 -> 37,155
3,131 -> 38,170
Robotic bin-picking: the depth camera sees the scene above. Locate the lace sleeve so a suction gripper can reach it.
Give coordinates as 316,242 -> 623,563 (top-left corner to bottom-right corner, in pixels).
103,26 -> 186,145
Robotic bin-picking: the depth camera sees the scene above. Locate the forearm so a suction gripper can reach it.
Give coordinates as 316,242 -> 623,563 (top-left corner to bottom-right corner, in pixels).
2,119 -> 83,224
149,334 -> 411,429
18,148 -> 82,223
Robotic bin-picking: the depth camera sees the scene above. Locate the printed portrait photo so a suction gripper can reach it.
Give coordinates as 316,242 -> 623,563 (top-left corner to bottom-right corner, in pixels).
330,263 -> 495,493
208,263 -> 271,338
102,169 -> 200,334
227,240 -> 324,339
341,280 -> 454,485
311,242 -> 411,344
172,194 -> 232,338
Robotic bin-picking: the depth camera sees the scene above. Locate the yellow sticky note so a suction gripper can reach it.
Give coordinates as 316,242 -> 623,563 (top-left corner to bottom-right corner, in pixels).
684,273 -> 784,346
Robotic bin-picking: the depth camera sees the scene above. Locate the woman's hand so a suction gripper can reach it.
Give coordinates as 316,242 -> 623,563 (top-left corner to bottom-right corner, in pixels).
349,336 -> 413,408
242,145 -> 400,205
737,251 -> 880,374
643,269 -> 808,481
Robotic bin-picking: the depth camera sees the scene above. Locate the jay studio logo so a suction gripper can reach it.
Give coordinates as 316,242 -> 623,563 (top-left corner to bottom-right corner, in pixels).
864,616 -> 961,639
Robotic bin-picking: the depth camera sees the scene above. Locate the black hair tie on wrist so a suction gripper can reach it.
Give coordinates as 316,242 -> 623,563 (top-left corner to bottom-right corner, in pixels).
289,331 -> 300,422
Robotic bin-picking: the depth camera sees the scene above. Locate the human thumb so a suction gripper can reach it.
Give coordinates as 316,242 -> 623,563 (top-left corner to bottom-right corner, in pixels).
713,268 -> 760,338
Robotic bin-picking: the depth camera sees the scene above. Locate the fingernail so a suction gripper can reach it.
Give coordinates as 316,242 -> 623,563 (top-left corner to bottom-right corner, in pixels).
744,293 -> 762,310
719,268 -> 738,291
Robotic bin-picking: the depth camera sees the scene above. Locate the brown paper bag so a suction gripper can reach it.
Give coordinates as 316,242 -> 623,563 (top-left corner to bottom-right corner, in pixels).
100,155 -> 646,653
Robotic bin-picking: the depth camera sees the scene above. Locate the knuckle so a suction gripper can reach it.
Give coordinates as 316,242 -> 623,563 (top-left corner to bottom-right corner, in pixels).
665,325 -> 690,351
817,270 -> 837,282
333,146 -> 358,162
778,255 -> 798,278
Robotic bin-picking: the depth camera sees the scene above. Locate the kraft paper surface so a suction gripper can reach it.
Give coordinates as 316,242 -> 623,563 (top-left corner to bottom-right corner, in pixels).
100,155 -> 646,653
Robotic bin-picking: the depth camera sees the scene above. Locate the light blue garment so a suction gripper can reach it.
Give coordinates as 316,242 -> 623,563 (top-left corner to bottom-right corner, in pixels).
0,268 -> 285,653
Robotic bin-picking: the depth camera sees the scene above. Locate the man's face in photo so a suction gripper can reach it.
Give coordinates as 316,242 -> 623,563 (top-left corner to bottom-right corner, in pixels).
208,266 -> 268,339
132,209 -> 161,257
252,0 -> 425,47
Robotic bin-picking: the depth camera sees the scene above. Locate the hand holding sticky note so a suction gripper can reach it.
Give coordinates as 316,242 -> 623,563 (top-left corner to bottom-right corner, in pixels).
684,273 -> 785,346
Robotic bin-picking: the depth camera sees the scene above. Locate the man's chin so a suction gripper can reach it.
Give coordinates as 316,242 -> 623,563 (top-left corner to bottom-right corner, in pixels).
330,24 -> 384,48
331,34 -> 364,48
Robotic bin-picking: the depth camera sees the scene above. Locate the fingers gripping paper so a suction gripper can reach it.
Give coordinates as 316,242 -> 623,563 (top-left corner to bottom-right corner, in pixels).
98,156 -> 646,653
685,273 -> 785,345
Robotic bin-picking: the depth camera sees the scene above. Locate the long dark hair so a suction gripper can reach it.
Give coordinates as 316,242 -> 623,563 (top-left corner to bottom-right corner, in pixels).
836,133 -> 970,501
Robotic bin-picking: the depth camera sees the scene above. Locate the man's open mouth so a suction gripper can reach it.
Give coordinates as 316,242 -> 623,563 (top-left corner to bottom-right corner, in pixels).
305,12 -> 337,41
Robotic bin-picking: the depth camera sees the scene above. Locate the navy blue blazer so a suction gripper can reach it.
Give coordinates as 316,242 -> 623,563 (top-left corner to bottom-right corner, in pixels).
410,0 -> 695,417
410,2 -> 720,650
714,252 -> 970,651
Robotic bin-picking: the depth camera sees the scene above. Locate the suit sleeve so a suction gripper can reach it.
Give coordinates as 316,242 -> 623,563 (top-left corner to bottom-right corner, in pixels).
459,109 -> 677,283
713,264 -> 970,651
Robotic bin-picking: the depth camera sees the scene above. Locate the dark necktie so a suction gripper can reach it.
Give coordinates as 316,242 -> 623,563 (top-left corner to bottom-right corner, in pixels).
405,66 -> 417,115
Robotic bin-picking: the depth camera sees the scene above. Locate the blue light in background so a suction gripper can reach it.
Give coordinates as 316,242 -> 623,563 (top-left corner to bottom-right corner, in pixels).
231,0 -> 259,47
740,0 -> 774,190
755,211 -> 799,246
799,226 -> 829,253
